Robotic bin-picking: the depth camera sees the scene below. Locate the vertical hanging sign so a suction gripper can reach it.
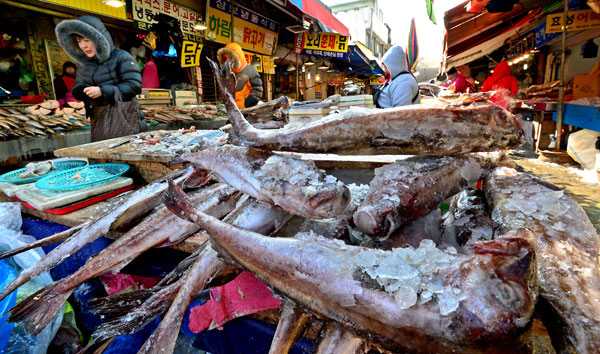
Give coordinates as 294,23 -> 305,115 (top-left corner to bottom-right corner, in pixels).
181,41 -> 204,67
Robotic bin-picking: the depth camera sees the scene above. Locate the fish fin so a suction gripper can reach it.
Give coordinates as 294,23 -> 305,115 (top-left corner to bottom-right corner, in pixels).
7,282 -> 72,335
88,288 -> 155,317
163,179 -> 198,224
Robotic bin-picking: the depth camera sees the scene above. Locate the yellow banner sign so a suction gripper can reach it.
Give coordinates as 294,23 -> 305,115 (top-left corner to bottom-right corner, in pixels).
262,56 -> 275,75
297,32 -> 349,54
206,0 -> 279,55
546,9 -> 600,33
181,41 -> 203,67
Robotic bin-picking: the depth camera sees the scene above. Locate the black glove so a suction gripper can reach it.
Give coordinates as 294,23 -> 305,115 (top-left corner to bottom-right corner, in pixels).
244,95 -> 259,108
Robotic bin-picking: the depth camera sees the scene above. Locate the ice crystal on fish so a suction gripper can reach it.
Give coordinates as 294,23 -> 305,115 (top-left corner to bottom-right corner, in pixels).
355,239 -> 462,315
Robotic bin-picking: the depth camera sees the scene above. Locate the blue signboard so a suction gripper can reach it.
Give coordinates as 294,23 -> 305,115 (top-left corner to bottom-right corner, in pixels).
534,21 -> 560,48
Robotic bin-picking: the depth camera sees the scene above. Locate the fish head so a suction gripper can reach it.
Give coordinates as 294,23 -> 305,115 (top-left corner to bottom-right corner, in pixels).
309,185 -> 351,219
473,229 -> 537,321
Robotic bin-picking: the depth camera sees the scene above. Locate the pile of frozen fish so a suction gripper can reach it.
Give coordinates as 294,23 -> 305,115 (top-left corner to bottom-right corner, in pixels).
0,60 -> 598,354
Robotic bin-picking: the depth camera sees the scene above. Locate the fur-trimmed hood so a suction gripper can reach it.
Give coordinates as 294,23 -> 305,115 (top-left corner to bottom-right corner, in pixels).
55,15 -> 114,64
217,43 -> 246,74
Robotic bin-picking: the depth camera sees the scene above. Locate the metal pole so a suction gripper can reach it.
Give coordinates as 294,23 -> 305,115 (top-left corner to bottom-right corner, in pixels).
555,0 -> 568,152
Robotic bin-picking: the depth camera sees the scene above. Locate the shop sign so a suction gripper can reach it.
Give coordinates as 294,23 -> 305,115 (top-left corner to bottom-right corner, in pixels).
205,0 -> 279,55
45,0 -> 126,19
127,0 -> 202,39
534,22 -> 560,48
294,32 -> 349,60
327,74 -> 345,85
545,9 -> 600,34
181,41 -> 203,67
370,76 -> 384,87
262,56 -> 275,75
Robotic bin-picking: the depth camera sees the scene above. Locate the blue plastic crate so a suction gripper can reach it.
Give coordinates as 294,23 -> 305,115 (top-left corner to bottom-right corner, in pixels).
553,104 -> 600,132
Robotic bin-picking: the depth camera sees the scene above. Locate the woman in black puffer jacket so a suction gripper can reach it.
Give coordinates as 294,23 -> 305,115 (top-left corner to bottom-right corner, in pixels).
56,15 -> 143,141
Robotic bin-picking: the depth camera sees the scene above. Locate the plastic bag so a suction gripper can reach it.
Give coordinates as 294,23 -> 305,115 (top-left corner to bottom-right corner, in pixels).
567,129 -> 600,170
0,202 -> 63,354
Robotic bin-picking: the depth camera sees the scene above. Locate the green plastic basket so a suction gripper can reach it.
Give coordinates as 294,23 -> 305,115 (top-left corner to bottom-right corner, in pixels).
35,163 -> 129,191
0,160 -> 88,185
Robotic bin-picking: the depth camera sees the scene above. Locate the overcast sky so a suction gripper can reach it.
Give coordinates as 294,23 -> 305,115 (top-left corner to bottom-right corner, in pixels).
323,0 -> 466,58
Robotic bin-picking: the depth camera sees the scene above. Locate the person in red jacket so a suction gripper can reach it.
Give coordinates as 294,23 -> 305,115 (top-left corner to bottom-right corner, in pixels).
53,61 -> 80,108
481,61 -> 519,109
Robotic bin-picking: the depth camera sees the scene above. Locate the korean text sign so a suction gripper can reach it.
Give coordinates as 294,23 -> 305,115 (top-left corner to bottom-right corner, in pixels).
206,0 -> 279,55
128,0 -> 202,38
545,9 -> 600,34
181,41 -> 204,67
294,32 -> 349,60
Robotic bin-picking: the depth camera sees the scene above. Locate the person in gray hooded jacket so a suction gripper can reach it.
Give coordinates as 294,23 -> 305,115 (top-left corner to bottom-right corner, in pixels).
375,45 -> 420,108
56,15 -> 143,141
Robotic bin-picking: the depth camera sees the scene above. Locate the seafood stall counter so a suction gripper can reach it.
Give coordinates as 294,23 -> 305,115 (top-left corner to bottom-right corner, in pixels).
0,63 -> 598,354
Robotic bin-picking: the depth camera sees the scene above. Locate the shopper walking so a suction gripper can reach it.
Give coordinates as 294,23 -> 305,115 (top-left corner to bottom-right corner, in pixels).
56,15 -> 143,141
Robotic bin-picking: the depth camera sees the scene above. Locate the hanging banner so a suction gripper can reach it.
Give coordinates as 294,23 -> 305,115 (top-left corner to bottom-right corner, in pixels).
294,32 -> 349,60
545,9 -> 600,34
127,0 -> 203,42
205,0 -> 279,55
262,56 -> 275,75
181,41 -> 203,67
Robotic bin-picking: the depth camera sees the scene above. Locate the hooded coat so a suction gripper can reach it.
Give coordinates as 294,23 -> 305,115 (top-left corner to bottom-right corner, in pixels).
56,16 -> 143,141
481,61 -> 518,96
376,46 -> 420,108
55,16 -> 142,108
481,61 -> 518,109
217,43 -> 263,109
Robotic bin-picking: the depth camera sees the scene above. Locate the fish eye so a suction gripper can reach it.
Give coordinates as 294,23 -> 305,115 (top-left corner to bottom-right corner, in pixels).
494,281 -> 527,310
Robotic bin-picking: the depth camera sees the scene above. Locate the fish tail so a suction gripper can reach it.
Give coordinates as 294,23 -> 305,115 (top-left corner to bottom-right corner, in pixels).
163,179 -> 198,224
6,282 -> 72,335
88,288 -> 155,317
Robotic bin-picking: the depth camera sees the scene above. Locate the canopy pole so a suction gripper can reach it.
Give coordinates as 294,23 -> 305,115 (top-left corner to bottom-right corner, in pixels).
555,0 -> 568,152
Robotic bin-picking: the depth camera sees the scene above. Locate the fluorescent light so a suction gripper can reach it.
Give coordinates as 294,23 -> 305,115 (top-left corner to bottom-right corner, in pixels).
102,0 -> 125,7
523,63 -> 528,70
193,20 -> 207,31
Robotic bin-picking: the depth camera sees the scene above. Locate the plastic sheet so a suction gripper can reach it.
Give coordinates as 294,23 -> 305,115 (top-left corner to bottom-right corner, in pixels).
0,203 -> 63,354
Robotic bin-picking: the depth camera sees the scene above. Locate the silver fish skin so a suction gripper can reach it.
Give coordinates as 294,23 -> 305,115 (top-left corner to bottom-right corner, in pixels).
182,144 -> 350,219
5,183 -> 240,335
0,166 -> 202,304
208,59 -> 524,155
442,188 -> 494,255
353,152 -> 503,239
164,180 -> 538,354
484,167 -> 600,354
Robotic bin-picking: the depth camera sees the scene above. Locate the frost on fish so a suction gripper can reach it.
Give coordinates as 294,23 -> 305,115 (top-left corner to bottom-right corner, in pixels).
441,188 -> 494,255
165,176 -> 537,353
484,167 -> 600,354
208,57 -> 524,156
354,239 -> 464,315
354,153 -> 503,239
182,145 -> 350,219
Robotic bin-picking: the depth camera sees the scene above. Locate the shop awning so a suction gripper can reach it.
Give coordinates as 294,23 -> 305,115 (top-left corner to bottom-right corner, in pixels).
337,42 -> 385,75
288,0 -> 350,36
443,2 -> 541,69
